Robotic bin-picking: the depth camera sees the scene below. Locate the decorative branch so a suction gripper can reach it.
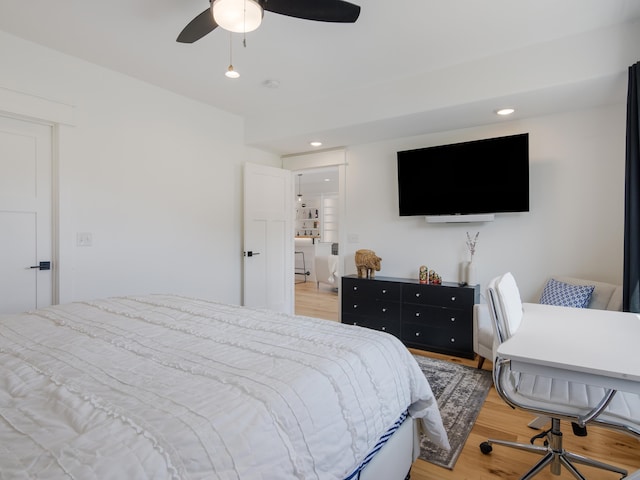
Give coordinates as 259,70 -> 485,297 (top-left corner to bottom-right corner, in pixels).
466,231 -> 479,260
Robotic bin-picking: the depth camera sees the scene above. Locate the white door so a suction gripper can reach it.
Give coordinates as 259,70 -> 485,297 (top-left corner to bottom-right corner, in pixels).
0,115 -> 53,314
243,162 -> 294,314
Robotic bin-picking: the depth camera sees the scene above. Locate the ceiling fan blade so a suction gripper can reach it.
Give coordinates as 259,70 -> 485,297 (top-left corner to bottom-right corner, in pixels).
264,0 -> 360,23
177,8 -> 218,43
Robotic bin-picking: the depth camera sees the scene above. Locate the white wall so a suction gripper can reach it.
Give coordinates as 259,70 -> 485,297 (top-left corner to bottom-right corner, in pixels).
0,30 -> 628,307
0,31 -> 280,305
342,103 -> 626,303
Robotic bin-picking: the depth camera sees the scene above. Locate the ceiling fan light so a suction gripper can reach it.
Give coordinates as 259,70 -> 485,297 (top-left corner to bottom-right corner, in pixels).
213,0 -> 263,33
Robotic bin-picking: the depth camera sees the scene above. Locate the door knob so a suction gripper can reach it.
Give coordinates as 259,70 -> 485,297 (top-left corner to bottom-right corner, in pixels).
29,261 -> 51,271
244,251 -> 261,257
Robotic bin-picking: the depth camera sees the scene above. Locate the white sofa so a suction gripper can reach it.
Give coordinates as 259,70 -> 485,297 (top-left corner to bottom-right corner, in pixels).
314,254 -> 340,289
473,275 -> 623,369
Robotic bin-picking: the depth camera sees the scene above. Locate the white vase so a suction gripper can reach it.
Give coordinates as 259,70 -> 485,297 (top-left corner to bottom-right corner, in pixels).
459,262 -> 468,284
466,259 -> 477,285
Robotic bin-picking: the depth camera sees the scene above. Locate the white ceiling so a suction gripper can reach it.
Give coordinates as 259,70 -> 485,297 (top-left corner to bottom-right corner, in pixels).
1,0 -> 639,156
294,167 -> 339,196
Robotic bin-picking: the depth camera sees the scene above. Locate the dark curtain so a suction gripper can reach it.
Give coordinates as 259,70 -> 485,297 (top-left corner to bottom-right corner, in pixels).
623,61 -> 640,312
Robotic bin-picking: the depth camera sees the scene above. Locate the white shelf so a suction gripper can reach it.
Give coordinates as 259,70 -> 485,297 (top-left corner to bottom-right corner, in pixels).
296,203 -> 320,237
295,194 -> 338,243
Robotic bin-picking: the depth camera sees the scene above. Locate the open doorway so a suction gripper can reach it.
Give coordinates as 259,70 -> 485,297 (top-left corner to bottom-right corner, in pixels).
292,167 -> 340,321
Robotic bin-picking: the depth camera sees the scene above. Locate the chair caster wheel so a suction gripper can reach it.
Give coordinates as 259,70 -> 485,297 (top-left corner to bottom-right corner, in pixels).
480,442 -> 493,454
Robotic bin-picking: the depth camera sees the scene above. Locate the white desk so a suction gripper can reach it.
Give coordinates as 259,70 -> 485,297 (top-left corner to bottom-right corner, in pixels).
497,302 -> 640,395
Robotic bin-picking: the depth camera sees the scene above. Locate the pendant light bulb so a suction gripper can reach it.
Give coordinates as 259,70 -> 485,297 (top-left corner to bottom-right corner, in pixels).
297,173 -> 303,202
225,33 -> 240,78
226,65 -> 240,78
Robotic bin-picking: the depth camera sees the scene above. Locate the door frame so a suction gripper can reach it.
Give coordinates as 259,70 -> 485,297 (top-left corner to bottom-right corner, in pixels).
0,87 -> 76,304
282,149 -> 347,308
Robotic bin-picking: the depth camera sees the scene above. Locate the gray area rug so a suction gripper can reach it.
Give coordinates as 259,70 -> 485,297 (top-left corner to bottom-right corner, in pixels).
413,354 -> 493,469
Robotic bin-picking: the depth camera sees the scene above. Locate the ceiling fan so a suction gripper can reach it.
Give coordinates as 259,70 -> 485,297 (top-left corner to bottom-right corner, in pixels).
177,0 -> 361,43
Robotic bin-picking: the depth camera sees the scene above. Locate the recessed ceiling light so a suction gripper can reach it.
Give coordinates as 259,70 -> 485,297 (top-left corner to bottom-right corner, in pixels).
310,141 -> 322,147
262,79 -> 280,89
324,178 -> 331,182
496,108 -> 515,116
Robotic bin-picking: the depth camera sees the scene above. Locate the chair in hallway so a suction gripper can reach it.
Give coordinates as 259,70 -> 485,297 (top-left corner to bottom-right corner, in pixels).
314,254 -> 339,290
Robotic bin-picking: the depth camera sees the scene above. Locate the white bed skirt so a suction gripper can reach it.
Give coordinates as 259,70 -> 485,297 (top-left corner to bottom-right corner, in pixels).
360,417 -> 418,480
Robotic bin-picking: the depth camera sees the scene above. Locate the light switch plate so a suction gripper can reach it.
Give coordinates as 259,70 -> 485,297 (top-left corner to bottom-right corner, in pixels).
77,232 -> 93,247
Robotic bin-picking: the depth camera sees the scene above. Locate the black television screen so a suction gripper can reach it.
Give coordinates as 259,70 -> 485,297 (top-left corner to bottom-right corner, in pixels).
397,133 -> 529,217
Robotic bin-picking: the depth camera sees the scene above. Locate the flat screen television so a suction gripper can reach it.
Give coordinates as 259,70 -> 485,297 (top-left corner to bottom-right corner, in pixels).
397,133 -> 529,218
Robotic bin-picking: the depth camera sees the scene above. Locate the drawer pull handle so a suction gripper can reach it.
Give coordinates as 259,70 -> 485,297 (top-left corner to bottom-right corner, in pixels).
353,286 -> 358,291
415,312 -> 420,317
415,332 -> 421,337
450,317 -> 456,322
382,308 -> 387,313
381,326 -> 386,331
415,293 -> 421,298
353,322 -> 358,326
451,296 -> 456,301
353,304 -> 358,309
450,338 -> 455,343
382,289 -> 387,294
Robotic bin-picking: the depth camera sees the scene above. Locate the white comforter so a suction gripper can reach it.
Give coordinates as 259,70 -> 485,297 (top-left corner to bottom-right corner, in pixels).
0,295 -> 448,479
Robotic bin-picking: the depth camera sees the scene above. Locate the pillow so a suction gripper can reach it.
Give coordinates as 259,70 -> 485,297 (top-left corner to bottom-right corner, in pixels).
539,278 -> 595,308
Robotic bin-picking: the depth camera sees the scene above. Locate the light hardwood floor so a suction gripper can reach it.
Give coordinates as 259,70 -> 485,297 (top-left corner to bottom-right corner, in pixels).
294,281 -> 640,479
295,277 -> 340,321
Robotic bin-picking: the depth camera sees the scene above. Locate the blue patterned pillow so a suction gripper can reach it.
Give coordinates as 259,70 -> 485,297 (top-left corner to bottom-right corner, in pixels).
539,278 -> 595,308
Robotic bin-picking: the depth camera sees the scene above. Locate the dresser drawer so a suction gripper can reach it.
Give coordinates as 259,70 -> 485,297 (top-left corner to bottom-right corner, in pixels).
342,299 -> 401,320
342,313 -> 401,338
402,321 -> 472,353
342,277 -> 401,301
401,304 -> 466,329
402,283 -> 473,308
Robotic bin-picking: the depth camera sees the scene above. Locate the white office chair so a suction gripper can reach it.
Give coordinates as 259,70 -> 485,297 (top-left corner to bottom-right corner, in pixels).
473,275 -> 623,370
480,272 -> 640,480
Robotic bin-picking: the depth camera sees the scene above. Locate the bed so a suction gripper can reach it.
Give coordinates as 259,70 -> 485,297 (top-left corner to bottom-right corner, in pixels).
0,294 -> 449,479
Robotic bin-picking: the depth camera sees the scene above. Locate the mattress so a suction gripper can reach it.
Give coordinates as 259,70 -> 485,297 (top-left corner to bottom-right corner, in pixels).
0,294 -> 448,479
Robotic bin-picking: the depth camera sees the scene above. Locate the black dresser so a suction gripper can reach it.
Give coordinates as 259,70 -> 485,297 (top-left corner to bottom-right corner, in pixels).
341,275 -> 479,359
